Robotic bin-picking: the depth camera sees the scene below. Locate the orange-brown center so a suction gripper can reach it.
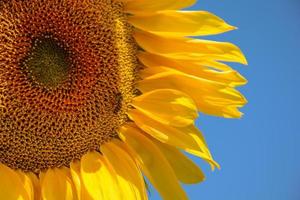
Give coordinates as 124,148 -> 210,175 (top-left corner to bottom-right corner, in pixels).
0,0 -> 137,172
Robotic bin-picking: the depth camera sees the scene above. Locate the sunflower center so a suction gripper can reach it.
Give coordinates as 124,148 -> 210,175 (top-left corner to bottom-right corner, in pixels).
0,0 -> 137,173
24,36 -> 70,88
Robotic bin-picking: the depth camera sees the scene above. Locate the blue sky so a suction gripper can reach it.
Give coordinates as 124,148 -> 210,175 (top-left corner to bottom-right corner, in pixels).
150,0 -> 300,199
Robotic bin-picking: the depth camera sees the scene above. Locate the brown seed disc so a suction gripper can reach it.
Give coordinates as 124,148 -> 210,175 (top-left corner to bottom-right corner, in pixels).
0,0 -> 137,172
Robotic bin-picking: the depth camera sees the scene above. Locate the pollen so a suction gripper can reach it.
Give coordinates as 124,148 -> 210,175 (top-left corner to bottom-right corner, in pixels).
0,0 -> 137,172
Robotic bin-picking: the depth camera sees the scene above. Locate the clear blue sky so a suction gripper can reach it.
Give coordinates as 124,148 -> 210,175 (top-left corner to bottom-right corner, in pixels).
150,0 -> 300,199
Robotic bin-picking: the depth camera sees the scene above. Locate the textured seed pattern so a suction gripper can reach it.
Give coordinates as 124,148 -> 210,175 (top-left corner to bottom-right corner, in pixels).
0,0 -> 137,172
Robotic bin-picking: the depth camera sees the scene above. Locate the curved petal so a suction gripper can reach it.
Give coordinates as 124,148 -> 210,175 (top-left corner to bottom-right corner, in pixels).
139,52 -> 236,71
123,0 -> 196,13
138,67 -> 247,118
119,124 -> 188,200
138,52 -> 247,87
129,11 -> 235,37
80,151 -> 121,200
101,141 -> 148,200
41,168 -> 75,200
134,30 -> 247,64
27,173 -> 41,200
132,89 -> 198,127
129,109 -> 218,169
153,140 -> 205,184
70,161 -> 93,200
0,164 -> 31,200
17,171 -> 35,200
70,162 -> 82,200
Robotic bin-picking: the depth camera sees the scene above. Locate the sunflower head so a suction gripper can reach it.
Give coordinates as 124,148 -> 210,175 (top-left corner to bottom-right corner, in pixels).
0,0 -> 247,199
0,0 -> 138,172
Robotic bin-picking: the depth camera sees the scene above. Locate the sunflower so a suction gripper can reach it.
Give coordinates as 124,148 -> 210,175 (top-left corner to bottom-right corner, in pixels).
0,0 -> 247,199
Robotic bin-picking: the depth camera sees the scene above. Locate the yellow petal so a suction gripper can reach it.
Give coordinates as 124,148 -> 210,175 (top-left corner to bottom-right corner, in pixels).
187,125 -> 212,157
70,162 -> 82,200
119,124 -> 188,200
0,164 -> 31,200
70,161 -> 93,200
198,60 -> 236,71
124,0 -> 196,13
132,89 -> 198,127
134,30 -> 247,64
138,67 -> 247,118
153,140 -> 205,184
27,173 -> 41,200
101,141 -> 148,200
129,11 -> 235,37
41,168 -> 75,200
138,52 -> 247,87
129,109 -> 218,169
139,52 -> 235,71
17,171 -> 35,200
80,151 -> 121,200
